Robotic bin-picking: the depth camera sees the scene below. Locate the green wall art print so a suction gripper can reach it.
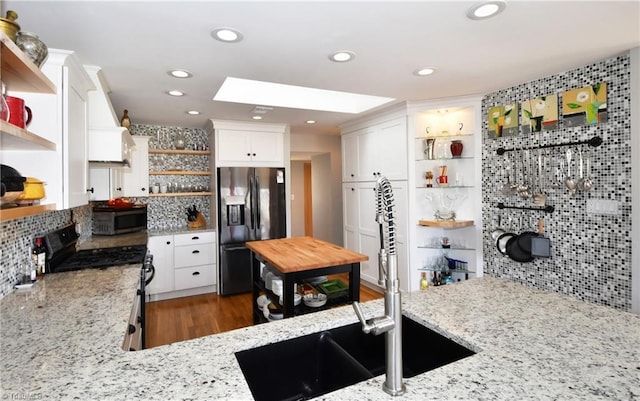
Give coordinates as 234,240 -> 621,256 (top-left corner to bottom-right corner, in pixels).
562,83 -> 607,127
521,95 -> 558,134
488,103 -> 518,138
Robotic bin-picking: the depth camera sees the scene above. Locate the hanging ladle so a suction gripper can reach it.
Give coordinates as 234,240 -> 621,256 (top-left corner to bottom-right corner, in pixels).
581,149 -> 594,191
565,148 -> 577,194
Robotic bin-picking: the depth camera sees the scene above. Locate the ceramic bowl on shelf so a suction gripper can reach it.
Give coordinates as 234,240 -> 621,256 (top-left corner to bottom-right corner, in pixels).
279,293 -> 302,306
303,293 -> 327,308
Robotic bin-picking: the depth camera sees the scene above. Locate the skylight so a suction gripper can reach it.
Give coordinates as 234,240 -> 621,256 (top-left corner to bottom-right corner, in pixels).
213,77 -> 395,114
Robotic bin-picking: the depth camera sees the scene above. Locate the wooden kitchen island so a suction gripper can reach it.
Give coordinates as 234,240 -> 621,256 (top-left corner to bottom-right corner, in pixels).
247,236 -> 368,323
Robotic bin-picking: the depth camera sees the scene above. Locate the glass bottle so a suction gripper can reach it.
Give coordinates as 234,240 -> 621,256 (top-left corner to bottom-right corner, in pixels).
419,272 -> 429,290
0,80 -> 9,122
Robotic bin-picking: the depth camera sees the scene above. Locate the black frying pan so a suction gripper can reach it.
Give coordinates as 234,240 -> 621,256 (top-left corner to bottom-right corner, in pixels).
506,235 -> 534,262
517,231 -> 539,254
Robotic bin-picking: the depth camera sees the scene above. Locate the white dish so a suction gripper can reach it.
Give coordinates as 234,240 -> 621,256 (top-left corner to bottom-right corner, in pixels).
262,304 -> 283,321
303,293 -> 327,308
279,293 -> 302,306
307,275 -> 328,285
256,294 -> 271,308
15,280 -> 37,289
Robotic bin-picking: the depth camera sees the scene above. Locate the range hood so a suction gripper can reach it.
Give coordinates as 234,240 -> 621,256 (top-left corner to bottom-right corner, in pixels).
85,65 -> 135,166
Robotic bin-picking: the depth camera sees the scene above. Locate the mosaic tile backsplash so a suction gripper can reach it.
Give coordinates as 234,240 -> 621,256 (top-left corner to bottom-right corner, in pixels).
481,53 -> 632,311
0,205 -> 91,298
129,123 -> 212,230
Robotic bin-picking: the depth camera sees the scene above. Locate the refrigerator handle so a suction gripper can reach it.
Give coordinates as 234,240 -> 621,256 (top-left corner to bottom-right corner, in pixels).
247,176 -> 254,230
255,175 -> 261,231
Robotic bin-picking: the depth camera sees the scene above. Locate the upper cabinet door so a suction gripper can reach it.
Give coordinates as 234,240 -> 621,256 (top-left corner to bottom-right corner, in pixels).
122,136 -> 150,197
215,126 -> 285,167
341,116 -> 408,182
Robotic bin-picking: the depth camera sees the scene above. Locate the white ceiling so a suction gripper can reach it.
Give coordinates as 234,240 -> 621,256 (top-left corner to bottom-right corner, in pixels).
3,1 -> 639,136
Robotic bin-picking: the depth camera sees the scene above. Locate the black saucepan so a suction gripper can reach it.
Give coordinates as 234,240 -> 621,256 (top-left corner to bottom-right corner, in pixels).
506,235 -> 534,262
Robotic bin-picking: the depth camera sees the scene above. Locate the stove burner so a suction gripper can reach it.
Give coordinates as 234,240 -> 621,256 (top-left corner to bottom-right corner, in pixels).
51,245 -> 147,273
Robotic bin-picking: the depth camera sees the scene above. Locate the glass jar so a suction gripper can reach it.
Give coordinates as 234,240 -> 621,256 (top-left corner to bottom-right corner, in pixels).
0,81 -> 9,122
15,31 -> 48,67
174,131 -> 186,150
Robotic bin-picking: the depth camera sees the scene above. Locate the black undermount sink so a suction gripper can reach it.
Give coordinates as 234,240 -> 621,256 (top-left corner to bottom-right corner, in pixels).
235,315 -> 475,401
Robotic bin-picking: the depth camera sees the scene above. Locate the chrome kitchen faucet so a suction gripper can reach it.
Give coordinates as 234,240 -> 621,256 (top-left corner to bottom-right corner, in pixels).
352,175 -> 405,396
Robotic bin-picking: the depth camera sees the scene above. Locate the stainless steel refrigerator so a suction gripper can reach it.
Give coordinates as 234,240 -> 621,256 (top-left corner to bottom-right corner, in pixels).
217,167 -> 286,295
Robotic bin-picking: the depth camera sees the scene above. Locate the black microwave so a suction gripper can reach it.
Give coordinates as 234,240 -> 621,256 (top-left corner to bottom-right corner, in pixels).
92,205 -> 147,235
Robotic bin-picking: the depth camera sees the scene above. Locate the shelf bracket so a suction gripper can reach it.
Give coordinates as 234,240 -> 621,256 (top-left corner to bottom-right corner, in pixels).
496,136 -> 602,155
497,202 -> 554,213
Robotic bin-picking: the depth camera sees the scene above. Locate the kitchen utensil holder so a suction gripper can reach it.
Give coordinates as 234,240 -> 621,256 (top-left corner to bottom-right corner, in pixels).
188,212 -> 206,229
496,202 -> 554,213
495,135 -> 602,155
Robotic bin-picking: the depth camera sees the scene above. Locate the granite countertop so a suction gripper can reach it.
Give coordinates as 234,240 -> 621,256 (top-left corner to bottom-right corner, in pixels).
1,272 -> 639,400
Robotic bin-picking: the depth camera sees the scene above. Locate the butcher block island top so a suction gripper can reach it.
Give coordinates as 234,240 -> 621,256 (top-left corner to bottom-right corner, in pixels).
246,236 -> 368,273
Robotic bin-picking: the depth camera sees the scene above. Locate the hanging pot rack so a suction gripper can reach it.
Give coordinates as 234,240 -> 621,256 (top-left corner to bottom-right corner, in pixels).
497,202 -> 555,213
496,135 -> 602,155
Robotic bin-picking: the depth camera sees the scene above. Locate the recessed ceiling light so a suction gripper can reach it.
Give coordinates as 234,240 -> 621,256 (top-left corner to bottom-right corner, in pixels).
214,77 -> 395,114
329,51 -> 356,62
306,120 -> 316,124
211,27 -> 244,43
186,110 -> 200,115
167,90 -> 184,96
252,115 -> 263,120
168,69 -> 192,78
414,67 -> 436,76
467,1 -> 507,20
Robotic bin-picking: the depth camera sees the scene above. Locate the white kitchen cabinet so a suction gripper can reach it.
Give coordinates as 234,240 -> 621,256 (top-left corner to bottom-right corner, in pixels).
211,119 -> 286,167
121,136 -> 150,197
88,167 -> 123,200
147,231 -> 217,301
147,235 -> 175,296
3,49 -> 95,210
341,116 -> 408,182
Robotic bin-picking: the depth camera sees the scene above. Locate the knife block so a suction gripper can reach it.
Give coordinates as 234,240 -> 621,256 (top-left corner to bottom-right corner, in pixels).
188,212 -> 206,229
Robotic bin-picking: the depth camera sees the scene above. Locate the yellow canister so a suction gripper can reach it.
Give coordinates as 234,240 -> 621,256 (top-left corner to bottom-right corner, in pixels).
17,177 -> 45,201
0,11 -> 20,42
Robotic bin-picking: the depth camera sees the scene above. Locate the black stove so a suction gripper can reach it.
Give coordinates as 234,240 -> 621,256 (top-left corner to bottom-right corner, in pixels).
44,223 -> 147,273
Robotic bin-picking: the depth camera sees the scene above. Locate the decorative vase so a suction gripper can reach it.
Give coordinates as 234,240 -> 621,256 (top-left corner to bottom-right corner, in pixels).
174,131 -> 186,150
15,31 -> 48,67
450,140 -> 463,158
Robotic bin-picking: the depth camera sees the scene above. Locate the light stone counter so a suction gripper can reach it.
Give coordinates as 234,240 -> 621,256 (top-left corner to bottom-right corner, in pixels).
1,272 -> 638,400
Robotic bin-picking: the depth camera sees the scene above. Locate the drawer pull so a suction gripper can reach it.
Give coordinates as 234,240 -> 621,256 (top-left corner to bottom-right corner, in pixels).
192,250 -> 200,254
192,236 -> 199,240
192,271 -> 200,276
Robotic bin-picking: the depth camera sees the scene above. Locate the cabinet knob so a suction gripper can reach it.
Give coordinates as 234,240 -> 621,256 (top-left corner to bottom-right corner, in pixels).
350,173 -> 354,177
166,241 -> 171,245
87,187 -> 94,193
141,187 -> 146,192
192,250 -> 200,254
252,153 -> 256,156
128,324 -> 136,334
247,153 -> 251,156
116,187 -> 122,191
192,236 -> 199,240
192,271 -> 200,276
351,188 -> 355,191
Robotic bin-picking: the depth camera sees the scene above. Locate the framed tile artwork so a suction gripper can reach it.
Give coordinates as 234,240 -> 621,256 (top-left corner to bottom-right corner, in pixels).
562,83 -> 607,127
521,95 -> 558,133
488,103 -> 519,138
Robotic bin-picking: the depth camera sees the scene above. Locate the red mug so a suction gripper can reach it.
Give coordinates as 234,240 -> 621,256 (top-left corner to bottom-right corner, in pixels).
6,96 -> 32,129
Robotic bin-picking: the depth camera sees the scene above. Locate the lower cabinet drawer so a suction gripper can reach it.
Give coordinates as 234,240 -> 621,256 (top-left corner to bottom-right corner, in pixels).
174,244 -> 215,268
174,264 -> 215,291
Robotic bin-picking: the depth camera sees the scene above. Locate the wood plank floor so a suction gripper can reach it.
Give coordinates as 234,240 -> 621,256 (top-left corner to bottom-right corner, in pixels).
145,278 -> 383,348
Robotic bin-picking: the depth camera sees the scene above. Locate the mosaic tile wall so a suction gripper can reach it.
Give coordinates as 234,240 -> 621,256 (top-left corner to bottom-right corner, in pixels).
129,124 -> 212,230
0,205 -> 91,298
481,53 -> 632,311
